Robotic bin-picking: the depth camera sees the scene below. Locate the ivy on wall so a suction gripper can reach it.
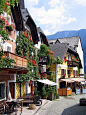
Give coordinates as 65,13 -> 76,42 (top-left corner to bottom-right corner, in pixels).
0,0 -> 18,71
16,31 -> 39,82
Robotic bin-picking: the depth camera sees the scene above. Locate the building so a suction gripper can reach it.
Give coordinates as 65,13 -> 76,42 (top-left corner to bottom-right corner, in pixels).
49,42 -> 84,94
57,36 -> 84,77
0,2 -> 28,100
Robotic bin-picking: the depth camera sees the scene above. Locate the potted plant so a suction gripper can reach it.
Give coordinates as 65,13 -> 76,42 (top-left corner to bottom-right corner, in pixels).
62,74 -> 65,79
80,98 -> 86,106
41,86 -> 46,99
68,74 -> 70,78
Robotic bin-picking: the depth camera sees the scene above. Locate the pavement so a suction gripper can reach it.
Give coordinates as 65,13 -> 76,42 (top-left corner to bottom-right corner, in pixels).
11,99 -> 50,115
11,94 -> 86,115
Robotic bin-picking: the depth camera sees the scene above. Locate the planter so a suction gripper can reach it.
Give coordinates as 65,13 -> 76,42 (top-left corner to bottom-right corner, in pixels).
80,99 -> 86,106
29,104 -> 36,109
47,93 -> 55,101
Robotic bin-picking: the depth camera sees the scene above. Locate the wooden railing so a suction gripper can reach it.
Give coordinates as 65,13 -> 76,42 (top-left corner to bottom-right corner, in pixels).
2,51 -> 28,69
67,60 -> 79,67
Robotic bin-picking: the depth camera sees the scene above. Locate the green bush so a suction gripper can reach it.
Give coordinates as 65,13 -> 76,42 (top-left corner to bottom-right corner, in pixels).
41,86 -> 46,98
56,93 -> 59,99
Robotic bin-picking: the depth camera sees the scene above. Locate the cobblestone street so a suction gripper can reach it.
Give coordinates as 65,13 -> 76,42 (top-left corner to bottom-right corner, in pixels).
35,94 -> 86,115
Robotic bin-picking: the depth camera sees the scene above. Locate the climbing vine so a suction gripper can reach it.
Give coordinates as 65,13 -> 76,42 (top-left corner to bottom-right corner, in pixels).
0,0 -> 18,71
16,31 -> 39,82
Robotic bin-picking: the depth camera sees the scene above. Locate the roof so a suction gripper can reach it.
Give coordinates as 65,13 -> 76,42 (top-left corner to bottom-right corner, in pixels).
20,8 -> 39,44
50,43 -> 68,60
57,36 -> 80,48
18,0 -> 25,9
37,27 -> 49,46
50,42 -> 79,59
37,27 -> 45,35
11,3 -> 24,31
48,39 -> 58,44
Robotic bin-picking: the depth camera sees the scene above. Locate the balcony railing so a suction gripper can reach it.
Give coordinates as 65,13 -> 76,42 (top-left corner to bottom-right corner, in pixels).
67,60 -> 79,67
1,51 -> 28,74
39,56 -> 49,65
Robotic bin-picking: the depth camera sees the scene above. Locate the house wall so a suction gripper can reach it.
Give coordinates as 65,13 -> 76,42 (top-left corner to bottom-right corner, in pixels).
0,12 -> 16,100
53,52 -> 78,89
77,39 -> 84,75
0,75 -> 15,87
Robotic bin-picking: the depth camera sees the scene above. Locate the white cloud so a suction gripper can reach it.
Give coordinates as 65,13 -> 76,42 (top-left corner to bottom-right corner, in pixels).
28,0 -> 39,5
48,0 -> 60,7
44,30 -> 50,35
25,0 -> 77,35
75,0 -> 86,6
65,17 -> 76,24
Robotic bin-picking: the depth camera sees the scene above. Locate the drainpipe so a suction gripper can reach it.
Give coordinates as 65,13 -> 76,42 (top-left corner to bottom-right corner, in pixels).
56,64 -> 58,91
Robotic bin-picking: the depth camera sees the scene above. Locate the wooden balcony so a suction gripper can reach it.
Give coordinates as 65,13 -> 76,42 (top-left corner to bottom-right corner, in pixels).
39,56 -> 49,65
0,51 -> 28,74
67,60 -> 79,67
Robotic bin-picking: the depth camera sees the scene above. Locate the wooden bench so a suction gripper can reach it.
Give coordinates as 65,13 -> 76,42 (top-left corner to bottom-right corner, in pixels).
19,96 -> 42,106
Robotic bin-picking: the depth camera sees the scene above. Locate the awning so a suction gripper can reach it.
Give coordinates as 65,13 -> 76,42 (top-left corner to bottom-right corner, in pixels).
61,79 -> 74,83
70,78 -> 85,82
60,78 -> 85,83
37,79 -> 57,86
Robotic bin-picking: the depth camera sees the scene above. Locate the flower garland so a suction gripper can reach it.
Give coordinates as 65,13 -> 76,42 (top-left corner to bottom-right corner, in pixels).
0,15 -> 16,29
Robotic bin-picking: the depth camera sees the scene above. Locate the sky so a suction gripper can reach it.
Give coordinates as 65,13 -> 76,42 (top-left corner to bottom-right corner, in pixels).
24,0 -> 86,35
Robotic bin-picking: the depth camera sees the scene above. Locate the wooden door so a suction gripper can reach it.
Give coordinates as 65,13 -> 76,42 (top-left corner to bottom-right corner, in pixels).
9,82 -> 14,99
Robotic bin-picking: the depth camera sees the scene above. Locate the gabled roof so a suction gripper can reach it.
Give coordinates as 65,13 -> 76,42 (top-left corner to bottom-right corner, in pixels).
11,3 -> 24,31
37,27 -> 45,35
37,27 -> 49,46
50,42 -> 82,68
21,8 -> 39,44
50,43 -> 68,60
50,42 -> 78,60
57,36 -> 80,48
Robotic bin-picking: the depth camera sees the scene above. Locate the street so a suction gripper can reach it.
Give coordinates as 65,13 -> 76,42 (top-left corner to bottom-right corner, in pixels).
35,94 -> 86,115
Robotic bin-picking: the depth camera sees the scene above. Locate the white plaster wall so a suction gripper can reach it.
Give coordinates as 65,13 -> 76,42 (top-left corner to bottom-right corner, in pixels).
77,39 -> 84,74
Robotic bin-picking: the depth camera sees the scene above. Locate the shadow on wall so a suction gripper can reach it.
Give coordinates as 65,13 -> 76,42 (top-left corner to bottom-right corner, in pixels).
61,104 -> 86,115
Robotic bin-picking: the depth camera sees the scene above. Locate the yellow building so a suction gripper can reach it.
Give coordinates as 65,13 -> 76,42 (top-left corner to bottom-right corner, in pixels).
50,42 -> 84,93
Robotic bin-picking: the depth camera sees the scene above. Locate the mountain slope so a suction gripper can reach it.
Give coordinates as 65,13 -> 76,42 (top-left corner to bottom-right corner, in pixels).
47,29 -> 86,73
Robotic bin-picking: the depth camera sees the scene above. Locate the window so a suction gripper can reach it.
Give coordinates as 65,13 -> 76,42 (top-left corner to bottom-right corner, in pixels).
0,83 -> 5,100
73,70 -> 75,75
7,46 -> 11,52
61,69 -> 66,75
68,70 -> 70,75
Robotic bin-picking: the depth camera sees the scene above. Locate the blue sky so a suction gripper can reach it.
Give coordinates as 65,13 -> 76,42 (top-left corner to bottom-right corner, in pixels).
24,0 -> 86,35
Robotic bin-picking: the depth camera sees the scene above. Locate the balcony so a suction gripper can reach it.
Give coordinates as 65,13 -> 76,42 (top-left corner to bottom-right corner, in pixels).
0,51 -> 28,74
39,56 -> 49,65
67,60 -> 79,67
